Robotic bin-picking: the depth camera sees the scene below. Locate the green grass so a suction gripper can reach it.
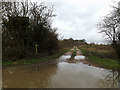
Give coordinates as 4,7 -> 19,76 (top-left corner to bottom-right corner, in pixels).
79,47 -> 119,70
73,50 -> 76,56
88,56 -> 118,70
3,48 -> 71,65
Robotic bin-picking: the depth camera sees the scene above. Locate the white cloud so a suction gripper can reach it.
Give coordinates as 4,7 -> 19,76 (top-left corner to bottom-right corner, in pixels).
35,0 -> 120,43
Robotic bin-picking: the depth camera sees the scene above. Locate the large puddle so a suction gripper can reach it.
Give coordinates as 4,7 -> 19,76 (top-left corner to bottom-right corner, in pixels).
2,55 -> 119,88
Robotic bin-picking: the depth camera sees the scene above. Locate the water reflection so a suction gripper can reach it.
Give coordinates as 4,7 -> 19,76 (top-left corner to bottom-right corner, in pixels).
99,70 -> 119,88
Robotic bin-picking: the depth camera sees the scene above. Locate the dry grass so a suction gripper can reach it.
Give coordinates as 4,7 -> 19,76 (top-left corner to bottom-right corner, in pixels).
78,45 -> 118,59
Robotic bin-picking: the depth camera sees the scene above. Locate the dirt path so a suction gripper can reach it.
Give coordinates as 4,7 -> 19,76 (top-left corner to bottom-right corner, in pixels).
18,47 -> 104,69
65,47 -> 103,68
29,47 -> 104,69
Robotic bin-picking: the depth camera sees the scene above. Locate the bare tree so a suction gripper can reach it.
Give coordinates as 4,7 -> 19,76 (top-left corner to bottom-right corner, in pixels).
97,2 -> 120,85
98,13 -> 119,46
97,2 -> 120,58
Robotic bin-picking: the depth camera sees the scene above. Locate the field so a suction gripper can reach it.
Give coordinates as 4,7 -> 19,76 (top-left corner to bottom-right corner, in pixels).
78,45 -> 119,70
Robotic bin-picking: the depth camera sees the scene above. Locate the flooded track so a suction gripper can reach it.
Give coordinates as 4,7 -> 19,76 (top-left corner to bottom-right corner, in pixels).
2,48 -> 119,88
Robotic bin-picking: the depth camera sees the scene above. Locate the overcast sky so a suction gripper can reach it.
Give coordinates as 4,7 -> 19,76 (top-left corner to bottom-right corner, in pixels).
38,0 -> 119,44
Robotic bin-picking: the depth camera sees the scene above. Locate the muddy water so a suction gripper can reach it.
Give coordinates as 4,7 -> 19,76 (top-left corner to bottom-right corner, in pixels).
2,55 -> 118,88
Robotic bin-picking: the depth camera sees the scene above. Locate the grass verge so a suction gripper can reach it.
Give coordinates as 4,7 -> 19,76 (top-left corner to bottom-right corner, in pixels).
3,48 -> 71,65
79,46 -> 119,70
88,56 -> 118,70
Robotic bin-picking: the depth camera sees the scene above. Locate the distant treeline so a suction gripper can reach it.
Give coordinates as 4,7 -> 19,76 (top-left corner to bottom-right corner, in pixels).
59,38 -> 87,47
2,1 -> 59,61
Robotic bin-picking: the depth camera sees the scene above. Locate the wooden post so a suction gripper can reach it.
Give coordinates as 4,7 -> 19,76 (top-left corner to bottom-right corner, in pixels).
35,44 -> 38,55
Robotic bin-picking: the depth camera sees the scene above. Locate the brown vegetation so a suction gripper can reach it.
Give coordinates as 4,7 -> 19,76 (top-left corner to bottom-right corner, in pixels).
78,44 -> 118,59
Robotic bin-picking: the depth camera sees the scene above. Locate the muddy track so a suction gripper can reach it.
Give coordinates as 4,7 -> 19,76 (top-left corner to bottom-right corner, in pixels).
65,47 -> 104,68
30,47 -> 104,69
